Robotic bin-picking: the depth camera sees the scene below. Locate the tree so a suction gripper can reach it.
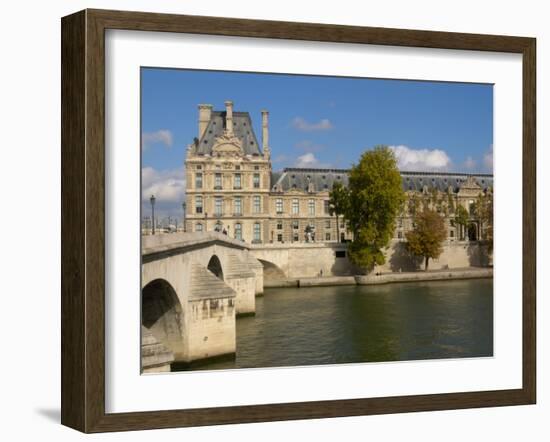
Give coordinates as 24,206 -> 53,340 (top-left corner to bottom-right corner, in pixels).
328,181 -> 350,242
343,146 -> 405,271
472,189 -> 493,251
406,208 -> 447,270
455,205 -> 469,240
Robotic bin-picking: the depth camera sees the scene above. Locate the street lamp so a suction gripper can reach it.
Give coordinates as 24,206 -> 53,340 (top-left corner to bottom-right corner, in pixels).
150,195 -> 156,235
182,201 -> 187,232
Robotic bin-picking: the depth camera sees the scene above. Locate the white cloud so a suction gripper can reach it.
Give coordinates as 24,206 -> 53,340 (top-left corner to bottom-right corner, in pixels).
142,129 -> 173,150
142,167 -> 185,203
464,156 -> 476,170
294,152 -> 331,168
483,145 -> 493,172
292,117 -> 333,131
389,145 -> 451,171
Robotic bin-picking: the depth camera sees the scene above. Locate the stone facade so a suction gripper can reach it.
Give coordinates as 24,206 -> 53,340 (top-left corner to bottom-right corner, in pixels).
185,101 -> 493,246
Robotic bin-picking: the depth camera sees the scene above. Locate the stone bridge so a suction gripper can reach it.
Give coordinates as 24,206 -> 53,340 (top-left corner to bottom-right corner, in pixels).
141,232 -> 263,371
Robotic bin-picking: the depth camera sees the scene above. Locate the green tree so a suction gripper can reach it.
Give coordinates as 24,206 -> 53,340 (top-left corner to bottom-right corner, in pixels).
473,189 -> 494,251
406,208 -> 447,270
343,146 -> 405,271
455,205 -> 469,240
328,181 -> 350,242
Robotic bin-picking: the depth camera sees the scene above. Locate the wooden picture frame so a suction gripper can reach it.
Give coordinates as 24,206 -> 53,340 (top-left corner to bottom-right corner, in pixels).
61,8 -> 536,433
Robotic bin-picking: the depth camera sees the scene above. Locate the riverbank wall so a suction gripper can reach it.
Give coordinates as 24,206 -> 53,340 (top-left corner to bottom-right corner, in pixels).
252,240 -> 491,281
264,267 -> 493,288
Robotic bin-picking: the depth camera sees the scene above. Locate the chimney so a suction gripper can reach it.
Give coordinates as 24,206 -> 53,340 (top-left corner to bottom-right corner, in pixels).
224,100 -> 234,135
198,104 -> 213,139
261,110 -> 269,150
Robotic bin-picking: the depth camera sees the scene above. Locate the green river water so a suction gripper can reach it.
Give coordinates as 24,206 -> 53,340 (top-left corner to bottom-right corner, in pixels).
177,278 -> 493,371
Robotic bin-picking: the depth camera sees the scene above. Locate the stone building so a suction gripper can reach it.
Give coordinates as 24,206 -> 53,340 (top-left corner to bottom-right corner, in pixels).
185,101 -> 493,244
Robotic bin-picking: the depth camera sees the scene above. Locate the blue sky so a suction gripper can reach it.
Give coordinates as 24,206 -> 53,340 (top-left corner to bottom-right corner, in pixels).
141,68 -> 493,220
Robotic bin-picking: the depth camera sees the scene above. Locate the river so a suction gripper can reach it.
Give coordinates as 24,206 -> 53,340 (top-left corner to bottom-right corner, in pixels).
176,278 -> 493,371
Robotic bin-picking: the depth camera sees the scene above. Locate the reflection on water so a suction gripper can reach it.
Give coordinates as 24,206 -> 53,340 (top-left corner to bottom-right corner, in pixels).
177,278 -> 493,371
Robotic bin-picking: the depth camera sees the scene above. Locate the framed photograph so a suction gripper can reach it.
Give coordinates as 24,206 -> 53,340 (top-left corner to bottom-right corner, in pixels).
61,9 -> 536,433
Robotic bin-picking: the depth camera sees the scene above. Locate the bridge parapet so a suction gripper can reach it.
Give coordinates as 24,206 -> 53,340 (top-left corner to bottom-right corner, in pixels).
142,231 -> 248,261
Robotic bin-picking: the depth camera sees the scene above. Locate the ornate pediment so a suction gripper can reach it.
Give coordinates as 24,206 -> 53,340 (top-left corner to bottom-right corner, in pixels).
211,132 -> 243,157
457,176 -> 482,196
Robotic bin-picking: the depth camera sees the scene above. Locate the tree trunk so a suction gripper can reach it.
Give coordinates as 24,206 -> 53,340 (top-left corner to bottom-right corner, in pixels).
425,256 -> 429,271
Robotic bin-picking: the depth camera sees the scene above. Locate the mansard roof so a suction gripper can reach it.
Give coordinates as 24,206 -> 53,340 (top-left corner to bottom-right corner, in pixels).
195,111 -> 262,156
272,168 -> 349,192
272,168 -> 493,193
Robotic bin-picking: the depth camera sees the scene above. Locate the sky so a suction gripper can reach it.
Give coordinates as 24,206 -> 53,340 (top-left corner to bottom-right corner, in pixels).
141,68 -> 493,221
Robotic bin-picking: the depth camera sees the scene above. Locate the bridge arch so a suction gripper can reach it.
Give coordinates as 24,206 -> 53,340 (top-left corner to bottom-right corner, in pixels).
142,278 -> 184,357
207,254 -> 224,280
258,259 -> 286,280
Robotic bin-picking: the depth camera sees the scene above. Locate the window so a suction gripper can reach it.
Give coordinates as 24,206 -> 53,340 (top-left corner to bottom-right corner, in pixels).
234,223 -> 242,240
253,196 -> 261,213
292,220 -> 299,230
277,233 -> 283,242
195,223 -> 203,232
324,200 -> 330,214
234,173 -> 241,189
292,198 -> 299,214
253,173 -> 260,188
253,223 -> 261,242
450,230 -> 455,238
325,232 -> 331,241
276,198 -> 283,214
196,165 -> 202,170
325,220 -> 331,229
397,231 -> 403,239
276,220 -> 283,230
335,250 -> 346,258
254,165 -> 260,170
293,232 -> 299,242
235,165 -> 240,170
215,197 -> 223,215
308,199 -> 315,215
195,196 -> 203,214
234,197 -> 242,215
195,173 -> 203,189
215,173 -> 222,189
214,221 -> 222,232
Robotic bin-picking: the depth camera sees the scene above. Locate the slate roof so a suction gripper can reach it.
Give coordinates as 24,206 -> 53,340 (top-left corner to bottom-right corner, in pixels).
272,168 -> 349,192
271,168 -> 493,193
195,111 -> 262,156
